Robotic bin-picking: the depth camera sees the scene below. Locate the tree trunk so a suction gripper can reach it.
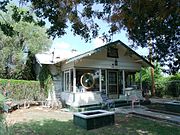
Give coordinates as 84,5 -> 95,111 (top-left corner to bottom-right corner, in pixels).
149,40 -> 155,96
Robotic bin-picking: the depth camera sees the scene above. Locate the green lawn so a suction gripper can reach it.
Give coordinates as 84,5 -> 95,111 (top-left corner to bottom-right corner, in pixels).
7,114 -> 180,135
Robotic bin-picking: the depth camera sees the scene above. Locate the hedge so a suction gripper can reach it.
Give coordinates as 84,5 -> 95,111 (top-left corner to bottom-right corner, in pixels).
155,74 -> 180,98
0,79 -> 47,101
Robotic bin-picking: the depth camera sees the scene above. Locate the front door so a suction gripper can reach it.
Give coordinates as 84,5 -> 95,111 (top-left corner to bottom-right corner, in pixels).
107,70 -> 119,99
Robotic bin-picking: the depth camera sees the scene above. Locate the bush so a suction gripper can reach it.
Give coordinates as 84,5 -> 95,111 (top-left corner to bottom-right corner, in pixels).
155,73 -> 180,98
0,79 -> 48,101
0,102 -> 7,134
0,113 -> 8,134
155,77 -> 167,97
165,74 -> 180,97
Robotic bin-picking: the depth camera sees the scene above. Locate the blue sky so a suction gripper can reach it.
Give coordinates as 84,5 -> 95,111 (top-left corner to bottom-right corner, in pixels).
11,0 -> 148,57
50,23 -> 148,57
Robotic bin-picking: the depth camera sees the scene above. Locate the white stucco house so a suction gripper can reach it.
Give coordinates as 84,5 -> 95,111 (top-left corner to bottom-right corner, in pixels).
35,40 -> 153,108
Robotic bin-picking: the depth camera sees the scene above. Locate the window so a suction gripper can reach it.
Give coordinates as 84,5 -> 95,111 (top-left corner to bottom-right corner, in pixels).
101,70 -> 106,91
107,47 -> 119,58
64,70 -> 70,91
76,69 -> 100,91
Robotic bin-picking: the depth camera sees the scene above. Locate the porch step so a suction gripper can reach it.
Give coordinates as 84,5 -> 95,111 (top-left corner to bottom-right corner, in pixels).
67,100 -> 150,112
114,100 -> 148,107
70,104 -> 102,112
114,100 -> 131,107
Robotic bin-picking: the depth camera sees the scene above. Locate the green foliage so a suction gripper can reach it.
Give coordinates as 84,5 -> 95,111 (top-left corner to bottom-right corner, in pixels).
0,114 -> 8,135
38,65 -> 52,96
156,73 -> 180,98
138,65 -> 179,98
165,73 -> 180,97
155,77 -> 167,97
16,0 -> 179,74
7,114 -> 180,135
139,64 -> 163,89
0,79 -> 47,101
0,3 -> 51,79
0,93 -> 5,111
0,94 -> 7,134
148,72 -> 180,98
109,0 -> 179,74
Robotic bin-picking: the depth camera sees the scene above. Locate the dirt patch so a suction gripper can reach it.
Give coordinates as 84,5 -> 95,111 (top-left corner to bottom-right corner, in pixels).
5,106 -> 73,126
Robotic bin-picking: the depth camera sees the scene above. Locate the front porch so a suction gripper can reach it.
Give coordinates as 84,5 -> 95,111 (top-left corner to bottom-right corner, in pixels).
60,91 -> 144,112
60,68 -> 143,108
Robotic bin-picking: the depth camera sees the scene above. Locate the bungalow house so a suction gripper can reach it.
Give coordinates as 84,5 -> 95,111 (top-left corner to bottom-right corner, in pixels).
36,40 -> 153,109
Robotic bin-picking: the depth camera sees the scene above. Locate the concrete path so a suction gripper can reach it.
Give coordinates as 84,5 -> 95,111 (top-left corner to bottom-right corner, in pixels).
115,106 -> 180,125
150,98 -> 176,104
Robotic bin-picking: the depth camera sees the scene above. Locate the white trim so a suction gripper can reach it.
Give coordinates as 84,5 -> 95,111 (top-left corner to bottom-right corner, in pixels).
69,69 -> 71,91
105,70 -> 108,94
73,68 -> 76,93
99,69 -> 102,92
64,70 -> 70,92
122,70 -> 125,94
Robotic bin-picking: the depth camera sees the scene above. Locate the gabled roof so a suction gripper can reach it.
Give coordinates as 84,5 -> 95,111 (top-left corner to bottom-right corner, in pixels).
64,40 -> 154,68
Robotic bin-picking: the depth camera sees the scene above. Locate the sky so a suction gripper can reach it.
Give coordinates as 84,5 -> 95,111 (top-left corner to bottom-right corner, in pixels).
11,0 -> 148,58
50,25 -> 148,58
47,15 -> 149,57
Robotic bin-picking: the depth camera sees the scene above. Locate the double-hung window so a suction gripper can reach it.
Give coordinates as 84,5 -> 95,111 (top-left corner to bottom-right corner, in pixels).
64,70 -> 70,91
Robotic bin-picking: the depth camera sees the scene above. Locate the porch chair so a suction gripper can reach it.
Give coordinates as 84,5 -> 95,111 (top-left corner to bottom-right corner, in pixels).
130,95 -> 140,109
100,91 -> 115,111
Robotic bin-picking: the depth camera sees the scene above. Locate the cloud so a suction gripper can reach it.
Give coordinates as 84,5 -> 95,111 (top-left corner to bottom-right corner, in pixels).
49,40 -> 79,59
51,41 -> 71,51
93,37 -> 106,48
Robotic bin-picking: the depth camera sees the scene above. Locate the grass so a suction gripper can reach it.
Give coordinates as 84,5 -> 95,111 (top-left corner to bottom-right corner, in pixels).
0,114 -> 8,135
6,114 -> 180,135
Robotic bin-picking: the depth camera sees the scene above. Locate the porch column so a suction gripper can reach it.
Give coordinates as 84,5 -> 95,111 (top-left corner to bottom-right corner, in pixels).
105,70 -> 108,94
99,69 -> 102,92
122,70 -> 125,94
139,69 -> 142,90
73,68 -> 76,93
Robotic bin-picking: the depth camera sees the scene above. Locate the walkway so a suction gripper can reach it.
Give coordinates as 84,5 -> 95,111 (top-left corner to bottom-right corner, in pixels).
115,106 -> 180,125
150,97 -> 175,104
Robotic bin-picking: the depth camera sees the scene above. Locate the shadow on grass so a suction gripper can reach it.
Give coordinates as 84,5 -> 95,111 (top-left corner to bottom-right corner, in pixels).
7,114 -> 180,135
8,119 -> 87,135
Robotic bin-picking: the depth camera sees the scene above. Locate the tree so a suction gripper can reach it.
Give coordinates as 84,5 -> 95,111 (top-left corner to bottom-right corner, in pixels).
2,0 -> 180,74
0,4 -> 51,79
139,63 -> 163,95
109,0 -> 179,75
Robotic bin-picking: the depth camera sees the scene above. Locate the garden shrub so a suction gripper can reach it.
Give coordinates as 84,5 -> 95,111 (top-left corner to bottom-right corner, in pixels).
0,114 -> 7,135
0,79 -> 49,101
155,77 -> 167,97
165,74 -> 180,97
139,66 -> 180,98
0,103 -> 7,134
155,73 -> 180,98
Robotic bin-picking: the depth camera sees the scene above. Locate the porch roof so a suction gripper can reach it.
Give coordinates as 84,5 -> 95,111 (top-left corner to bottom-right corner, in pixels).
64,40 -> 154,68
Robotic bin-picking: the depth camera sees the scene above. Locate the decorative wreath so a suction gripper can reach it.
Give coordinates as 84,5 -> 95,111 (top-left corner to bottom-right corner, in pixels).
80,73 -> 95,89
